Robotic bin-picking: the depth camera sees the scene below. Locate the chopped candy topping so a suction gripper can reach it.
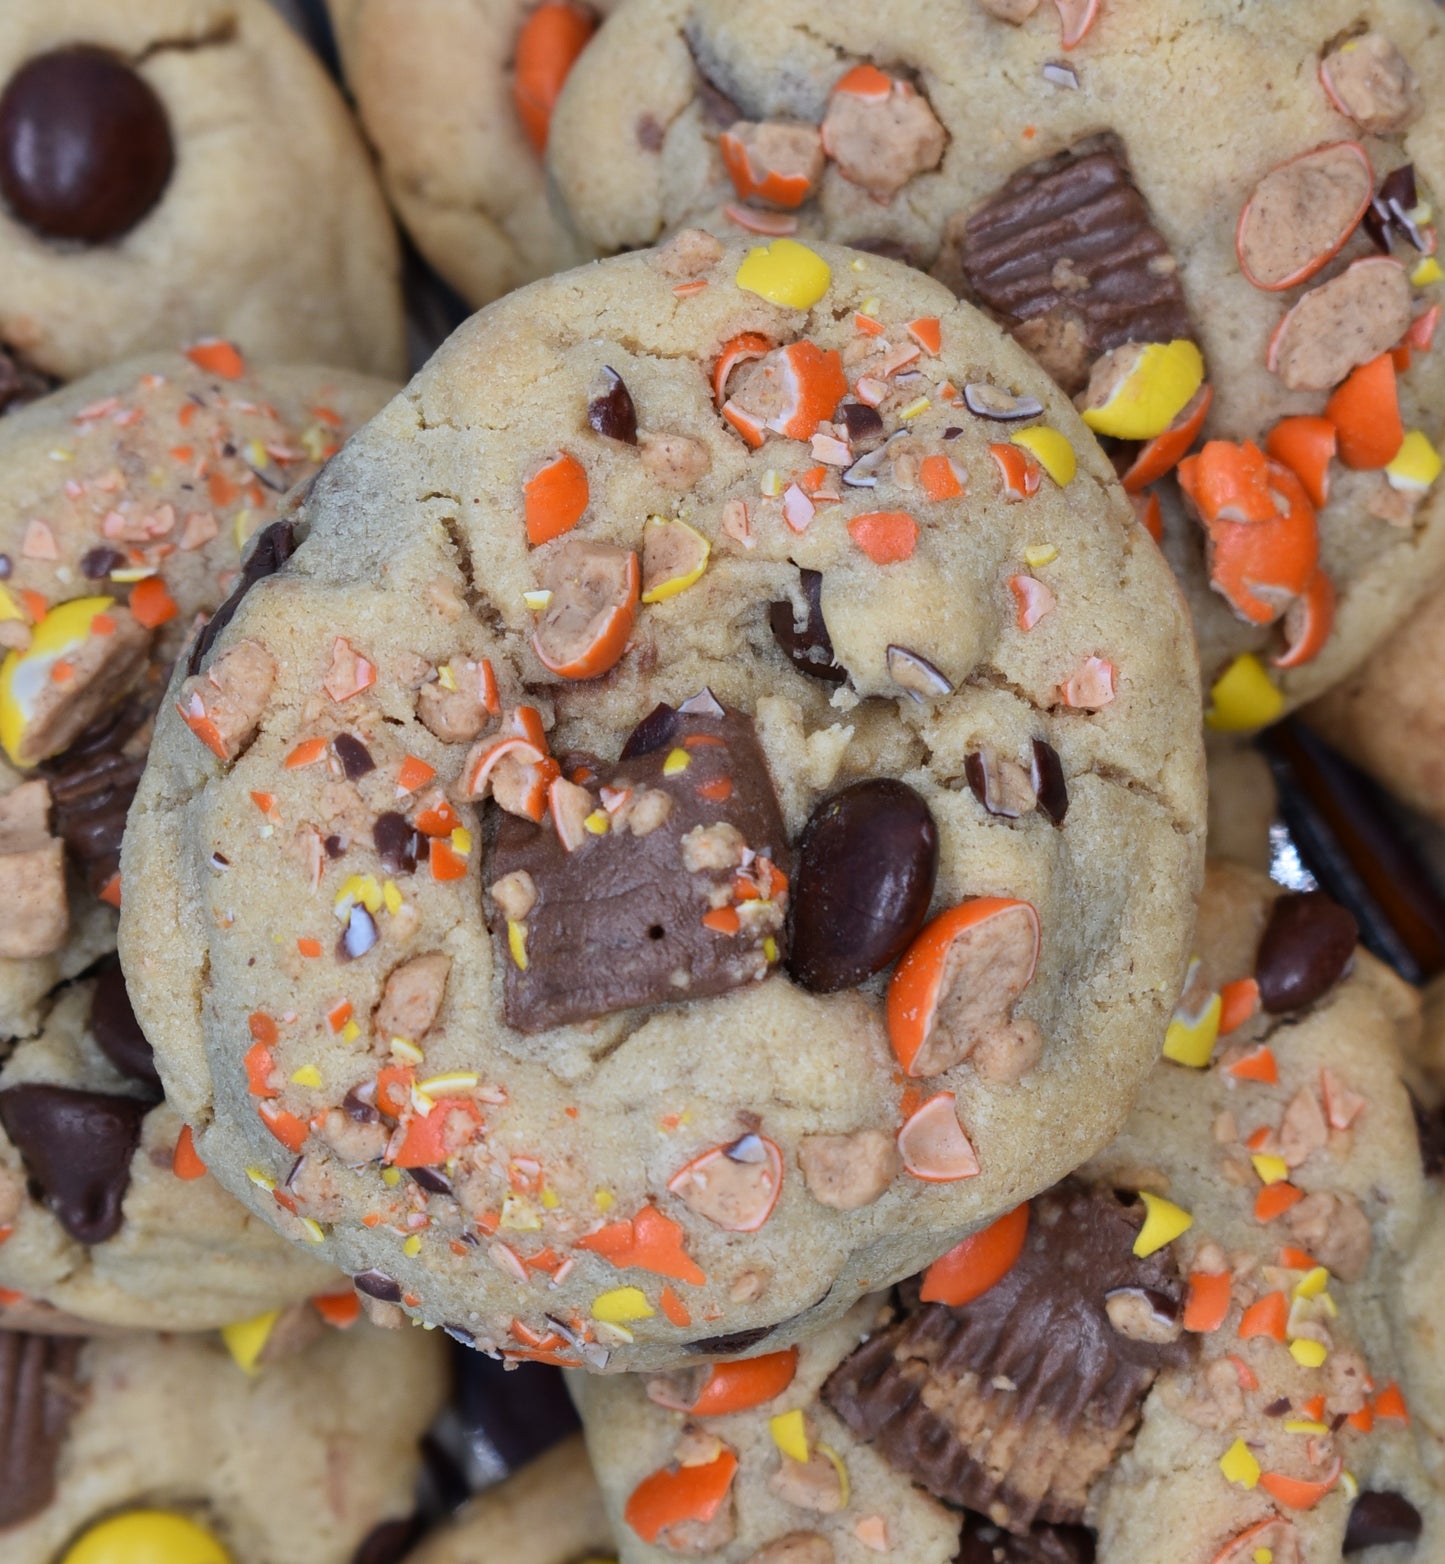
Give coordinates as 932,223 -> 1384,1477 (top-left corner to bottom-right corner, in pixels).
821,68 -> 945,201
591,1286 -> 654,1323
1079,340 -> 1205,442
669,1135 -> 784,1231
624,1447 -> 738,1547
847,510 -> 917,563
1207,653 -> 1283,733
531,539 -> 639,680
1326,352 -> 1405,470
577,1204 -> 706,1284
1320,34 -> 1420,135
1132,1192 -> 1191,1257
1162,961 -> 1222,1067
524,452 -> 590,545
512,2 -> 598,153
719,122 -> 824,210
734,240 -> 832,310
1236,142 -> 1374,292
919,1202 -> 1030,1306
641,516 -> 709,602
897,1092 -> 980,1182
1010,426 -> 1076,486
1267,258 -> 1412,393
1218,1437 -> 1260,1489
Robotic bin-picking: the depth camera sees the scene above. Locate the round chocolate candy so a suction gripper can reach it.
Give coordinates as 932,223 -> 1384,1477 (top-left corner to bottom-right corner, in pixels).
788,778 -> 939,992
0,47 -> 174,244
1255,890 -> 1358,1014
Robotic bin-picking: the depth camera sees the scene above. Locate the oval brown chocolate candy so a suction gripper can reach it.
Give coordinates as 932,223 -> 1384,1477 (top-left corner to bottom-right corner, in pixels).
769,569 -> 846,684
587,367 -> 638,445
1255,890 -> 1357,1014
1343,1490 -> 1422,1553
788,779 -> 939,993
88,955 -> 162,1094
0,47 -> 174,244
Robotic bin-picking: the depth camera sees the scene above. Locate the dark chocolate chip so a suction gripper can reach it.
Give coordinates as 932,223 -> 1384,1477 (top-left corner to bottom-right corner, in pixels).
334,732 -> 376,780
352,1519 -> 424,1564
769,569 -> 846,684
353,1269 -> 402,1303
409,1165 -> 453,1196
684,1324 -> 776,1355
79,546 -> 123,580
958,1514 -> 1096,1564
619,702 -> 679,760
0,1083 -> 147,1244
788,779 -> 938,993
454,1349 -> 580,1472
1031,739 -> 1068,826
324,834 -> 346,860
491,706 -> 791,1032
587,367 -> 638,445
1344,1491 -> 1423,1553
1255,891 -> 1358,1014
187,520 -> 296,676
0,1332 -> 83,1528
373,812 -> 421,876
1263,1396 -> 1292,1417
0,47 -> 173,244
88,956 -> 161,1094
43,744 -> 145,899
837,402 -> 885,448
342,1087 -> 380,1124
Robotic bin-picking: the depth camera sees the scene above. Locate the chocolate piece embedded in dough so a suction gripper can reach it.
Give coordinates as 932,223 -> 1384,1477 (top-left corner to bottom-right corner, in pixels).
0,1331 -> 82,1528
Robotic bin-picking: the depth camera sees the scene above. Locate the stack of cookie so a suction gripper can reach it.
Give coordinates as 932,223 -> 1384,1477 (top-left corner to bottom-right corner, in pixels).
0,1 -> 1441,1562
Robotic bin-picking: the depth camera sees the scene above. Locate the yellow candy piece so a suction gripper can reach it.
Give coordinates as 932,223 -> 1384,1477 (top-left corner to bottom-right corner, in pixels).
0,584 -> 24,624
816,1441 -> 850,1507
403,1233 -> 422,1257
1251,1153 -> 1289,1186
1161,963 -> 1221,1068
289,1065 -> 322,1088
1386,430 -> 1443,493
1290,1338 -> 1329,1368
299,1217 -> 326,1244
1293,1266 -> 1330,1299
1023,544 -> 1058,568
1411,256 -> 1443,287
1206,654 -> 1284,733
662,748 -> 690,776
508,919 -> 529,970
591,1286 -> 654,1324
1219,1438 -> 1261,1490
1081,339 -> 1204,442
1133,1191 -> 1193,1257
1011,427 -> 1077,487
735,239 -> 832,310
641,517 -> 710,604
220,1309 -> 280,1375
769,1408 -> 810,1463
61,1511 -> 231,1564
1284,1419 -> 1330,1436
0,596 -> 116,766
584,809 -> 610,835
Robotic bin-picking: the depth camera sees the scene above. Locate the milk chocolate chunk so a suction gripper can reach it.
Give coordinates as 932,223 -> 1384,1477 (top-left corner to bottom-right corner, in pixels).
490,706 -> 790,1032
945,135 -> 1194,394
0,47 -> 174,244
823,1182 -> 1191,1533
1343,1490 -> 1423,1553
1255,890 -> 1357,1014
959,1515 -> 1096,1564
44,737 -> 145,898
188,520 -> 296,676
0,1083 -> 147,1244
89,955 -> 162,1094
0,1332 -> 82,1528
770,569 -> 846,684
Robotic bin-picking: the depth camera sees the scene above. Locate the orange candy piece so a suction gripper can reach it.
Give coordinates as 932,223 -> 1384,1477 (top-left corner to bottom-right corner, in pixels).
531,549 -> 639,680
524,452 -> 589,546
1225,1044 -> 1278,1084
1217,976 -> 1260,1035
1182,1270 -> 1231,1333
186,339 -> 245,379
243,1041 -> 276,1099
919,453 -> 965,501
129,575 -> 177,628
657,1349 -> 800,1416
172,1124 -> 207,1180
1273,568 -> 1335,670
312,1291 -> 361,1328
990,441 -> 1042,500
1121,384 -> 1213,493
919,1203 -> 1030,1307
389,1098 -> 482,1168
1258,1457 -> 1342,1511
1254,1182 -> 1303,1222
1238,1289 -> 1288,1342
625,1450 -> 738,1546
258,1101 -> 309,1154
576,1203 -> 707,1285
848,510 -> 918,564
429,839 -> 469,881
719,131 -> 815,210
833,64 -> 892,100
1326,354 -> 1404,470
1265,416 -> 1337,508
512,2 -> 597,153
1178,439 -> 1277,525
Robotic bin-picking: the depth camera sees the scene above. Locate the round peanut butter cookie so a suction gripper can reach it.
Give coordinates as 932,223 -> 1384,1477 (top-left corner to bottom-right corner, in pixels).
548,0 -> 1445,724
0,1317 -> 449,1564
0,348 -> 392,1040
325,0 -> 620,308
122,236 -> 1205,1373
572,862 -> 1445,1564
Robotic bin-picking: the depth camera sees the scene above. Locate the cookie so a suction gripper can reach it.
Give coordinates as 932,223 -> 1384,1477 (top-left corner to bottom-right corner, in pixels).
547,0 -> 1445,722
1205,741 -> 1278,873
571,862 -> 1444,1564
121,236 -> 1205,1372
0,963 -> 345,1331
0,0 -> 406,385
0,1316 -> 449,1564
402,1434 -> 614,1564
0,347 -> 392,1039
324,0 -> 620,308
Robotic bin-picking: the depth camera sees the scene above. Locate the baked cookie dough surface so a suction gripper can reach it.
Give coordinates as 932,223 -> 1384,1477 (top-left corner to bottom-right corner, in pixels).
571,863 -> 1445,1564
549,0 -> 1445,720
0,0 -> 406,382
123,237 -> 1205,1373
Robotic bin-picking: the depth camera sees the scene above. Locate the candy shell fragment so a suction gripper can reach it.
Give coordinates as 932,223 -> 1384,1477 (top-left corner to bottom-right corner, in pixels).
1079,340 -> 1205,442
719,122 -> 824,210
897,1092 -> 980,1182
919,1203 -> 1029,1306
591,1286 -> 655,1323
735,239 -> 832,310
668,1134 -> 783,1231
1386,429 -> 1443,493
513,1 -> 597,153
60,1511 -> 232,1564
624,1448 -> 738,1546
1010,426 -> 1076,486
524,452 -> 589,546
1236,141 -> 1373,292
220,1309 -> 280,1376
642,516 -> 710,602
1326,353 -> 1405,470
1206,653 -> 1283,732
1162,963 -> 1221,1068
1133,1191 -> 1192,1257
531,539 -> 639,680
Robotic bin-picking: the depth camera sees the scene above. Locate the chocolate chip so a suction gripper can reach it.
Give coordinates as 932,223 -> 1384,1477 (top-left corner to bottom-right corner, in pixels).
187,520 -> 296,676
353,1269 -> 403,1303
79,546 -> 123,580
1255,891 -> 1358,1014
324,834 -> 346,860
88,956 -> 161,1094
0,1332 -> 82,1528
43,744 -> 145,898
684,1324 -> 776,1355
587,367 -> 638,445
491,706 -> 791,1032
769,569 -> 846,684
1031,739 -> 1068,826
334,732 -> 375,780
0,47 -> 173,244
373,812 -> 421,877
619,702 -> 679,760
824,1181 -> 1192,1531
1344,1491 -> 1423,1552
837,402 -> 885,448
1411,1090 -> 1445,1179
959,1514 -> 1096,1564
342,1087 -> 380,1124
945,133 -> 1194,395
1365,163 -> 1430,254
351,1519 -> 425,1564
0,348 -> 57,417
409,1165 -> 453,1196
788,779 -> 938,993
0,1083 -> 147,1243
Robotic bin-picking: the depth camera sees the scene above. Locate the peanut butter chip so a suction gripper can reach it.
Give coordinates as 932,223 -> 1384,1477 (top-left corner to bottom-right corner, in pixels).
1269,258 -> 1413,391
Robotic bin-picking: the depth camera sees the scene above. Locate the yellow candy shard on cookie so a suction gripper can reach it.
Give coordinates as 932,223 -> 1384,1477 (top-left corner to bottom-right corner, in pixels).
736,239 -> 832,309
220,1308 -> 280,1375
1080,340 -> 1205,442
1206,654 -> 1284,732
1133,1191 -> 1192,1257
61,1511 -> 232,1564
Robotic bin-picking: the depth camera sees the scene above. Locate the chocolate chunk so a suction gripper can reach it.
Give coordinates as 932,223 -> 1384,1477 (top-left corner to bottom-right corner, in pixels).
945,134 -> 1194,395
788,780 -> 938,993
0,47 -> 173,244
1031,740 -> 1068,826
587,367 -> 639,445
1365,164 -> 1431,254
1255,891 -> 1357,1014
43,744 -> 145,898
1344,1490 -> 1423,1553
837,403 -> 885,448
454,1351 -> 580,1472
770,570 -> 846,684
959,1515 -> 1096,1564
353,1269 -> 402,1303
684,1324 -> 777,1356
1411,1091 -> 1445,1179
620,702 -> 681,760
824,1182 -> 1192,1532
88,956 -> 162,1094
0,1084 -> 148,1243
187,519 -> 296,676
409,1165 -> 453,1196
0,1332 -> 82,1528
334,732 -> 376,780
373,811 -> 421,876
352,1518 -> 425,1564
489,706 -> 791,1033
0,346 -> 58,416
79,546 -> 124,581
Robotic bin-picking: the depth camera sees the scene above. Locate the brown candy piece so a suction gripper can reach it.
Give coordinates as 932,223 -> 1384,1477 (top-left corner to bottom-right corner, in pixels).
944,134 -> 1194,395
488,706 -> 791,1032
1255,890 -> 1357,1013
769,569 -> 846,684
88,955 -> 162,1094
959,1515 -> 1095,1564
43,716 -> 146,898
588,367 -> 638,445
0,1332 -> 82,1528
0,47 -> 174,244
1343,1491 -> 1423,1553
0,1083 -> 148,1244
823,1181 -> 1191,1532
187,520 -> 296,677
